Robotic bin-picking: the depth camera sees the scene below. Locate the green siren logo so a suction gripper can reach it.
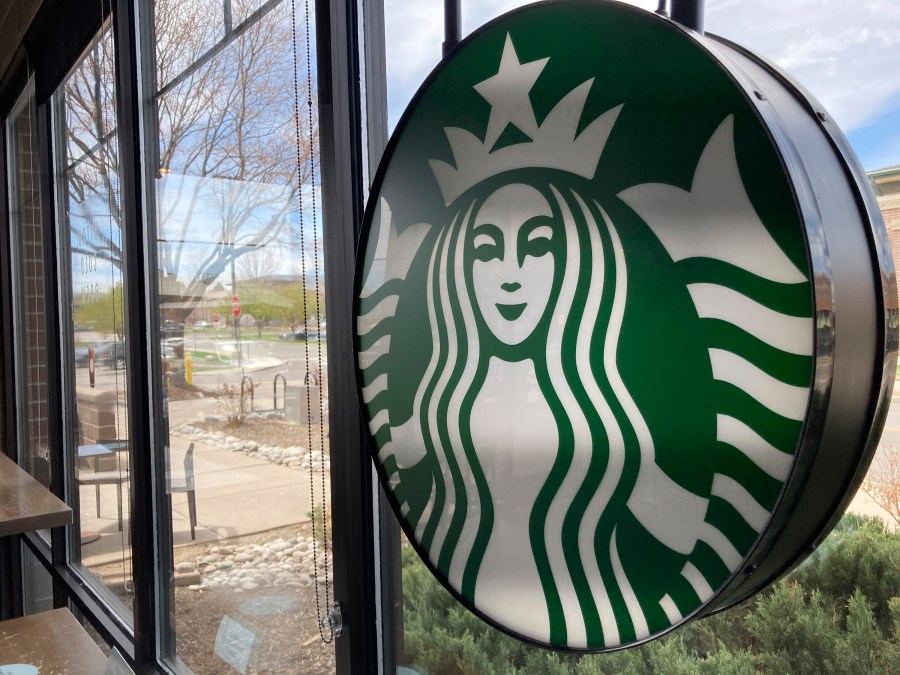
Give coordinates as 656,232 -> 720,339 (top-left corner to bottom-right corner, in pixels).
356,3 -> 813,651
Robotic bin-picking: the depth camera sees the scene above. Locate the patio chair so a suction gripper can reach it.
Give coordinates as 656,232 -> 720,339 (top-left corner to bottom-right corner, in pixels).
167,443 -> 197,540
77,440 -> 129,531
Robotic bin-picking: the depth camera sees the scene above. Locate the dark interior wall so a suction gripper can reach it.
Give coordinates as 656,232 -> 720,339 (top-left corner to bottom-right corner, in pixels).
0,1 -> 42,80
0,0 -> 104,463
0,2 -> 41,459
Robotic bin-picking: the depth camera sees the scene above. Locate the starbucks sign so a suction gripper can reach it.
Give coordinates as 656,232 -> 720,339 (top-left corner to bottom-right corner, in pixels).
354,0 -> 896,651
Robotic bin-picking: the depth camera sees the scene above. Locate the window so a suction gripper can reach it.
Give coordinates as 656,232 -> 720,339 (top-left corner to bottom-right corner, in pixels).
148,0 -> 334,670
0,0 -> 368,671
54,19 -> 137,622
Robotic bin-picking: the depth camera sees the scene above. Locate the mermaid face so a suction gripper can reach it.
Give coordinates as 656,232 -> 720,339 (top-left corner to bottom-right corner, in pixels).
471,183 -> 556,345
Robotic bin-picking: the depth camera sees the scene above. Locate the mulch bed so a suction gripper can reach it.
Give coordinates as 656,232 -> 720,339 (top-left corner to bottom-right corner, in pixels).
90,524 -> 336,674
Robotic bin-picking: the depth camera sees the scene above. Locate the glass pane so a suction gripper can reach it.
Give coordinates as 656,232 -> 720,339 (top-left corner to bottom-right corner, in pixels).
382,4 -> 899,673
149,0 -> 333,670
54,22 -> 135,622
155,0 -> 223,94
7,79 -> 51,488
231,0 -> 269,27
21,542 -> 54,615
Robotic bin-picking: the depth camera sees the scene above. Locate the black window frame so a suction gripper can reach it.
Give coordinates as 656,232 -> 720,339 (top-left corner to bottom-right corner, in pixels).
0,0 -> 392,672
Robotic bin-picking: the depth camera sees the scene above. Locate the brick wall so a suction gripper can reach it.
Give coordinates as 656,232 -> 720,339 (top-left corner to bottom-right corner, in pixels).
880,198 -> 900,302
13,109 -> 50,486
884,207 -> 900,231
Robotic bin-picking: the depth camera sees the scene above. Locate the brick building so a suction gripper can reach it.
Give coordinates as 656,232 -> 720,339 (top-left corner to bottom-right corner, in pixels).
871,165 -> 900,295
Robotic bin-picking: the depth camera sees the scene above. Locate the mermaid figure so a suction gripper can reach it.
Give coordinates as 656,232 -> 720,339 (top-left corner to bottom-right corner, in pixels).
357,34 -> 812,650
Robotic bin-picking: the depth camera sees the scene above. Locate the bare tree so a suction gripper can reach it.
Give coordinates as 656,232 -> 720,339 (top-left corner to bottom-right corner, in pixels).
64,28 -> 120,271
62,0 -> 318,327
861,445 -> 900,528
236,247 -> 283,282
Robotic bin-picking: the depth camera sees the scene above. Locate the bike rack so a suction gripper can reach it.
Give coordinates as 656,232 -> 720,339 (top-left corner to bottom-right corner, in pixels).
273,373 -> 286,411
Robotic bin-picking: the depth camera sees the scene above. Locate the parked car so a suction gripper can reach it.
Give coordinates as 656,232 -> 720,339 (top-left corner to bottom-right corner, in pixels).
161,319 -> 183,330
280,328 -> 308,341
92,340 -> 126,369
74,347 -> 90,368
162,337 -> 185,358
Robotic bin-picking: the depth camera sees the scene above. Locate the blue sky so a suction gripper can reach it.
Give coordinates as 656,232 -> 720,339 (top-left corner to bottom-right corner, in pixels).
383,0 -> 900,171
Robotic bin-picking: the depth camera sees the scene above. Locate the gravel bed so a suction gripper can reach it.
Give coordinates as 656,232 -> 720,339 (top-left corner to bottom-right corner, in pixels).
179,535 -> 332,593
171,416 -> 331,472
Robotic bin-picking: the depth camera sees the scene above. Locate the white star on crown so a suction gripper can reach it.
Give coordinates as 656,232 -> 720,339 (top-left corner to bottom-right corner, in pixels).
429,34 -> 622,206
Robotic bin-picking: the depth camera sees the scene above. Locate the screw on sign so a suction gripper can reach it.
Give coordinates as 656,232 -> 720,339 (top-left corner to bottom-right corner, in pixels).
232,295 -> 241,318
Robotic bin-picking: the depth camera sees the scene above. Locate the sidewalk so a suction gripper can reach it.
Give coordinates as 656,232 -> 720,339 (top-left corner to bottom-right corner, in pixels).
81,413 -> 329,567
842,378 -> 899,526
191,355 -> 284,377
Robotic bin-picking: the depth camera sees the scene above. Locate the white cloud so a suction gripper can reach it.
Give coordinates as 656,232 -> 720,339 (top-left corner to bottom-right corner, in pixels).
383,0 -> 900,135
461,0 -> 657,33
705,0 -> 900,131
384,0 -> 652,127
383,3 -> 443,105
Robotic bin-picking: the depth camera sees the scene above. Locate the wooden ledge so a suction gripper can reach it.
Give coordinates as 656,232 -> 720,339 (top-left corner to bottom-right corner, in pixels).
0,608 -> 108,672
0,453 -> 72,536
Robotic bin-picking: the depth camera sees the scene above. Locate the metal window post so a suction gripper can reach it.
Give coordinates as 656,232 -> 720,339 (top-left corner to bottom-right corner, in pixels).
315,0 -> 381,671
360,0 -> 403,667
113,0 -> 167,666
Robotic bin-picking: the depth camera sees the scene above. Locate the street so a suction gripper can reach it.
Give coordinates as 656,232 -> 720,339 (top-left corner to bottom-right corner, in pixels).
73,332 -> 329,403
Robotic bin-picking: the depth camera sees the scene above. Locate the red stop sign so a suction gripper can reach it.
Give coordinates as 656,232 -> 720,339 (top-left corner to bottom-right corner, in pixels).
232,295 -> 241,318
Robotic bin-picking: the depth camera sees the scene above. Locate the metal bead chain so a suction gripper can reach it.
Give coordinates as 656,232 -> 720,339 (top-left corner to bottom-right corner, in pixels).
291,0 -> 332,643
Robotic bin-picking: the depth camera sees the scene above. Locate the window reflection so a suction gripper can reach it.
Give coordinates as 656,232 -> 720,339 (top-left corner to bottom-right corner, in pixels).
55,21 -> 135,622
150,0 -> 332,671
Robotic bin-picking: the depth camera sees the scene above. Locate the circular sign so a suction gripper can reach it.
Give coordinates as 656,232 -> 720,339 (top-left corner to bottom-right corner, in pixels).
212,314 -> 221,325
354,1 -> 895,651
232,295 -> 241,318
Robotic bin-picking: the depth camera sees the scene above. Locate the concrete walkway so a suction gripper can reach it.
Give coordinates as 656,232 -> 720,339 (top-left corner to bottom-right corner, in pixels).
81,396 -> 330,567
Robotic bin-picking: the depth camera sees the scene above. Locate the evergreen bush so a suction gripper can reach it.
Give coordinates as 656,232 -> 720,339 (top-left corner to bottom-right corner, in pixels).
399,514 -> 900,674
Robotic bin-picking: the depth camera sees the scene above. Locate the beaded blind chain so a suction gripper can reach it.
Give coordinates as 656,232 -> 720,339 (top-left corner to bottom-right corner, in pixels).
291,0 -> 332,643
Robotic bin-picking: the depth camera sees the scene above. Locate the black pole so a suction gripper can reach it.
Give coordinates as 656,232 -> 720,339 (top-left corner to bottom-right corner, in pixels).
670,0 -> 704,34
316,0 -> 381,670
443,0 -> 461,57
114,0 -> 163,666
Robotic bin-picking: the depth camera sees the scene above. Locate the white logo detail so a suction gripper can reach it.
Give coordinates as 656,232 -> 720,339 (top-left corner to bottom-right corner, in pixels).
618,116 -> 808,284
429,34 -> 622,206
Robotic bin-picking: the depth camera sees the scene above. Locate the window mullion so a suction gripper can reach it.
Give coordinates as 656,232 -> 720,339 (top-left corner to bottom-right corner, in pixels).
112,0 -> 163,668
316,0 -> 381,671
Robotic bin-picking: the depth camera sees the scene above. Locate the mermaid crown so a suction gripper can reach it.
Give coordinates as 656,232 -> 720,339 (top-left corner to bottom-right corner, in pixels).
429,34 -> 622,206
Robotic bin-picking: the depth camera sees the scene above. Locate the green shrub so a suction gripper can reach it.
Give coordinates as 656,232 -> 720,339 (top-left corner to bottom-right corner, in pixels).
399,515 -> 900,674
746,583 -> 844,673
792,516 -> 900,630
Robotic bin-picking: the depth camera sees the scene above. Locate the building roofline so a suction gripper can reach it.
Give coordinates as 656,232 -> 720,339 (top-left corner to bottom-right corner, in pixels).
868,165 -> 900,181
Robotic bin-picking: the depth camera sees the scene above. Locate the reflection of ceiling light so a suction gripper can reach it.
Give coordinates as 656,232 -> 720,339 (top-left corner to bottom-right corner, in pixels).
159,168 -> 170,175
